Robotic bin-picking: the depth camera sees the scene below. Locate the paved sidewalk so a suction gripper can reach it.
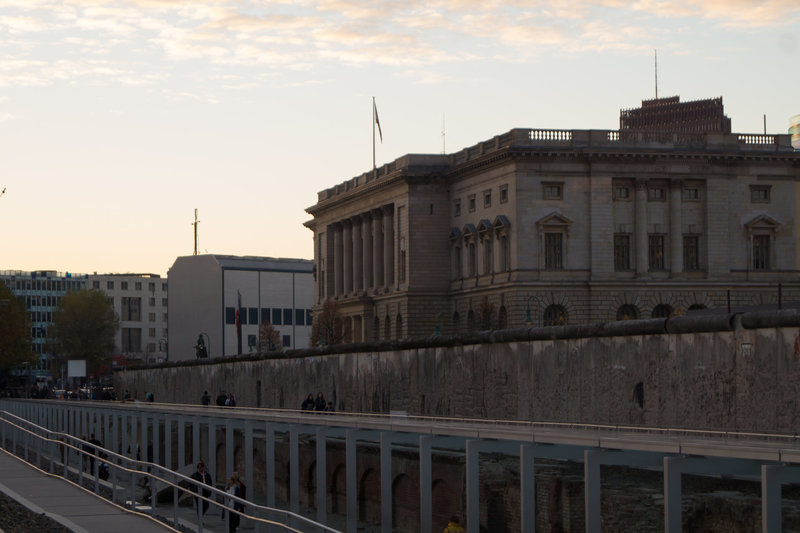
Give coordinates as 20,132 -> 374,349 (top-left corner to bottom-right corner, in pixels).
0,449 -> 175,533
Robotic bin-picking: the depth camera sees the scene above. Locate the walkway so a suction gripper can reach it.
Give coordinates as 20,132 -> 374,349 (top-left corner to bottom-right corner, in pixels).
0,448 -> 175,533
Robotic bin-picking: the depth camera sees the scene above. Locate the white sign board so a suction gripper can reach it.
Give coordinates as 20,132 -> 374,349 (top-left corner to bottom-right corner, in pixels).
67,359 -> 87,378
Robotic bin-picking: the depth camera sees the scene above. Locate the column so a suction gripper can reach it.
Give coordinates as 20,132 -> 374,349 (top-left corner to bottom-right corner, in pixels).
380,432 -> 392,533
265,423 -> 275,509
585,450 -> 602,533
208,419 -> 216,487
362,213 -> 373,289
290,426 -> 299,514
372,210 -> 384,289
352,217 -> 363,293
316,427 -> 327,525
383,205 -> 394,288
669,180 -> 683,274
346,429 -> 357,533
466,440 -> 479,533
343,220 -> 353,295
520,445 -> 535,533
420,436 -> 432,533
762,465 -> 782,533
245,421 -> 254,506
164,417 -> 172,470
664,457 -> 683,533
334,224 -> 344,296
635,179 -> 649,275
192,417 -> 200,466
226,421 -> 234,478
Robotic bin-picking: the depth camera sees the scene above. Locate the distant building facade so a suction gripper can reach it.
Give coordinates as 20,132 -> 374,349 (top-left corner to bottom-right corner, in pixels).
304,98 -> 800,341
88,273 -> 168,363
167,255 -> 314,361
0,270 -> 88,374
620,96 -> 731,134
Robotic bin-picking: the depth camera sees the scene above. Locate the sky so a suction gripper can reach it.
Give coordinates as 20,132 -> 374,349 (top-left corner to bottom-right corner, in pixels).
1,0 -> 799,277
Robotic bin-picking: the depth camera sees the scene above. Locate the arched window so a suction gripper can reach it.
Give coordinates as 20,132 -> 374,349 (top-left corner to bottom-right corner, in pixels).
396,314 -> 403,339
384,316 -> 391,340
452,311 -> 460,334
373,316 -> 380,341
467,310 -> 476,332
651,304 -> 673,318
543,304 -> 568,326
498,306 -> 507,329
616,304 -> 639,321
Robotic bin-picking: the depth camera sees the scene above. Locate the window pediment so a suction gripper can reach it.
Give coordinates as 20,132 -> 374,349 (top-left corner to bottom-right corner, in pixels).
477,219 -> 493,238
462,223 -> 477,240
744,214 -> 780,233
449,227 -> 462,243
536,211 -> 573,234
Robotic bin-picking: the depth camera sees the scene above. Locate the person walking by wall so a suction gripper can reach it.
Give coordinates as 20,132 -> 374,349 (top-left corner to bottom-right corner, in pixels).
216,390 -> 227,406
225,472 -> 245,533
201,390 -> 211,406
301,394 -> 314,411
190,461 -> 213,518
314,392 -> 326,411
225,392 -> 236,407
443,516 -> 465,533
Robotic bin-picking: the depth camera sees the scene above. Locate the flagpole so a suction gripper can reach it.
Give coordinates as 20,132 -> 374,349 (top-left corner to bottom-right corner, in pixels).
372,96 -> 376,180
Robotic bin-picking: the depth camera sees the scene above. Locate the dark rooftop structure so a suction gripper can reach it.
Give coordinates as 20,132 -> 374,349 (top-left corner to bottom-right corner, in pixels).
620,95 -> 732,134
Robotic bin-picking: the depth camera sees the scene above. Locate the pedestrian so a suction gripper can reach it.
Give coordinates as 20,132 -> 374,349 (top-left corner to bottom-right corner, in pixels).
201,390 -> 211,406
301,394 -> 314,411
190,461 -> 213,517
226,392 -> 236,407
314,392 -> 326,411
87,433 -> 103,473
225,472 -> 245,533
443,516 -> 465,533
216,390 -> 227,406
123,390 -> 131,401
325,401 -> 336,413
146,391 -> 154,402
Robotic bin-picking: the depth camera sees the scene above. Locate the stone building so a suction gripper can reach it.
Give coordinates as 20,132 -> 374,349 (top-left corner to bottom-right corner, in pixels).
167,254 -> 314,361
87,273 -> 168,364
304,99 -> 800,341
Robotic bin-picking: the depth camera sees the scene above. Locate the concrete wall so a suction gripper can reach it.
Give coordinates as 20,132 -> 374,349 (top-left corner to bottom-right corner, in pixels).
115,310 -> 800,433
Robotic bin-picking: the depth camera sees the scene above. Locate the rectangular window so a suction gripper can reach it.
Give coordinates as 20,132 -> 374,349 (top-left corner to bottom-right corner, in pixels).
453,246 -> 462,278
148,328 -> 156,337
239,308 -> 247,325
162,313 -> 168,322
148,312 -> 156,322
135,282 -> 142,290
468,242 -> 477,276
483,239 -> 492,275
648,235 -> 666,270
149,297 -> 155,306
483,189 -> 491,208
295,309 -> 305,326
261,308 -> 270,324
683,187 -> 700,201
454,199 -> 461,217
750,185 -> 771,203
614,234 -> 631,271
107,281 -> 114,290
468,194 -> 476,212
248,334 -> 257,349
544,233 -> 563,269
148,282 -> 155,292
121,328 -> 142,352
146,342 -> 156,353
499,184 -> 508,204
683,235 -> 700,271
161,298 -> 168,306
272,308 -> 282,325
121,297 -> 141,321
248,307 -> 258,325
543,183 -> 563,200
92,281 -> 100,289
162,283 -> 167,292
648,187 -> 665,201
283,308 -> 293,325
225,307 -> 236,324
753,235 -> 771,270
282,335 -> 291,348
121,281 -> 128,290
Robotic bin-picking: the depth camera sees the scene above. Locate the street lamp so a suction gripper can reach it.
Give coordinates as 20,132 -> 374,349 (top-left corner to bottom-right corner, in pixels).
524,296 -> 539,326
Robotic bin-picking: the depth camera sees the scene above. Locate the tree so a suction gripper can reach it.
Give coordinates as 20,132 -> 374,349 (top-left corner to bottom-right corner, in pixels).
48,289 -> 119,376
310,300 -> 350,346
0,280 -> 33,387
258,321 -> 282,352
478,297 -> 497,330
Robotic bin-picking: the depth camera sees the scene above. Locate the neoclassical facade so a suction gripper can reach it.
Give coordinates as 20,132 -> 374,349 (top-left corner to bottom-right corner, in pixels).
305,124 -> 800,341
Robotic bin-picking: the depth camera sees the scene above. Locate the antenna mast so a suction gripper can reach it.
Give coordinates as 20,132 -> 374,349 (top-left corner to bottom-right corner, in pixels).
192,209 -> 200,256
654,49 -> 658,99
442,113 -> 446,154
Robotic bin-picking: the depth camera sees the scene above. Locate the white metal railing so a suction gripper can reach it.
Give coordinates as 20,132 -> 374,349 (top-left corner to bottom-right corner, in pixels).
0,410 -> 341,533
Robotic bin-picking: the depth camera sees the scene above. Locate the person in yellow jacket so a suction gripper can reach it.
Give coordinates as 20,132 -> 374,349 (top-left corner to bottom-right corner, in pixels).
444,516 -> 465,533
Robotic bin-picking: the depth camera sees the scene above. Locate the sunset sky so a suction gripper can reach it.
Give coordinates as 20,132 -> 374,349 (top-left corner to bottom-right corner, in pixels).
1,0 -> 798,276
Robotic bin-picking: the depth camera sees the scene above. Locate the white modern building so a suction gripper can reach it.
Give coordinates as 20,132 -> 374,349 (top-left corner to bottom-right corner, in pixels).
88,273 -> 168,363
167,255 -> 314,362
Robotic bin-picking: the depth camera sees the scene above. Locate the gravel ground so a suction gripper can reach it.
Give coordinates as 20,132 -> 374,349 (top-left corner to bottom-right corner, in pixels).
0,492 -> 72,533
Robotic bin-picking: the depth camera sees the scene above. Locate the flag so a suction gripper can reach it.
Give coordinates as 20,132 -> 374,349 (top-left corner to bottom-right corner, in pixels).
373,99 -> 383,143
